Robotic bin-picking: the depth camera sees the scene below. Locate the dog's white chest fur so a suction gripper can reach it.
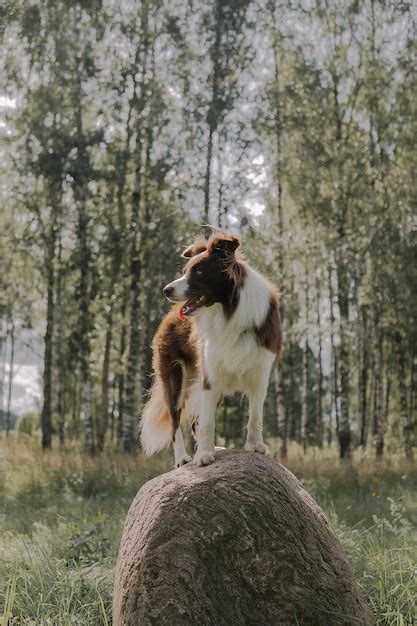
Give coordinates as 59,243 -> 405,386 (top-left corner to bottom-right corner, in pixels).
194,266 -> 273,393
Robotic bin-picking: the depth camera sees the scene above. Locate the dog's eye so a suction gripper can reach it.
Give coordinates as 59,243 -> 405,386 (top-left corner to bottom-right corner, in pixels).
195,269 -> 203,277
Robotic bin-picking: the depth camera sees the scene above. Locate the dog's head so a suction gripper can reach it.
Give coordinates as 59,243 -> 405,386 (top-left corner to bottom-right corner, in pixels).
163,232 -> 244,318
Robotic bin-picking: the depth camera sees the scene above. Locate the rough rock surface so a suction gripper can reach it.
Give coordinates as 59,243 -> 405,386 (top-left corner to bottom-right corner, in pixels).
113,449 -> 374,625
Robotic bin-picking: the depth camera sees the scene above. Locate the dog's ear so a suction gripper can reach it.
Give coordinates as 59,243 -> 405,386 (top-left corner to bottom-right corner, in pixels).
212,236 -> 240,256
181,240 -> 207,258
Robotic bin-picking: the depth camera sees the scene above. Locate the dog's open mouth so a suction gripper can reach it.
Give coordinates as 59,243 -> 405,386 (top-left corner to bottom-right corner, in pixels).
179,295 -> 206,320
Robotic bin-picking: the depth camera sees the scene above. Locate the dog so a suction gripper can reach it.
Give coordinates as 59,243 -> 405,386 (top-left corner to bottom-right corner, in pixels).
140,231 -> 282,467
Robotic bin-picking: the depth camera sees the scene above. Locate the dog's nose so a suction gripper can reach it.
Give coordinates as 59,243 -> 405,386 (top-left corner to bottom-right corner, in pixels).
163,285 -> 174,298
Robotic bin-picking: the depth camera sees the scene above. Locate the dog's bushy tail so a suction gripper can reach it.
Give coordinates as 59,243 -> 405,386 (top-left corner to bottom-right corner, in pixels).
140,378 -> 171,455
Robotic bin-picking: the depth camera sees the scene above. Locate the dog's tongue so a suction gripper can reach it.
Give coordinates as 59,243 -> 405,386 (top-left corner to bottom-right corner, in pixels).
179,298 -> 200,320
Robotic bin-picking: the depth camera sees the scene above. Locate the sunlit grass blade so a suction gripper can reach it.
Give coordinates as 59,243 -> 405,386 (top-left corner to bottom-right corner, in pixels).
1,576 -> 16,626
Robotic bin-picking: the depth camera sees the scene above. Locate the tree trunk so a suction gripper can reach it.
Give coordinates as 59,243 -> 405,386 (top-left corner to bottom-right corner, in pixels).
280,340 -> 294,461
374,320 -> 384,459
203,0 -> 223,227
204,120 -> 215,226
271,0 -> 284,256
117,294 -> 128,444
315,273 -> 323,447
358,306 -> 369,447
122,130 -> 147,452
280,402 -> 290,461
300,281 -> 309,453
273,365 -> 285,441
271,17 -> 286,455
122,177 -> 142,453
97,309 -> 113,452
83,375 -> 95,455
41,233 -> 55,450
114,450 -> 374,626
112,48 -> 138,449
123,218 -> 153,453
5,321 -> 15,437
328,265 -> 339,444
385,365 -> 391,435
73,16 -> 94,455
336,257 -> 351,459
329,62 -> 352,460
121,2 -> 151,453
78,193 -> 94,455
396,333 -> 413,460
110,375 -> 117,441
56,235 -> 65,446
216,134 -> 225,228
0,317 -> 6,429
409,339 -> 416,445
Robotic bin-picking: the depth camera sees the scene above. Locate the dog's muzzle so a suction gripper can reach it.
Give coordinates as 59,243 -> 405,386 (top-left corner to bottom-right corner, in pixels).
163,275 -> 189,301
163,285 -> 174,299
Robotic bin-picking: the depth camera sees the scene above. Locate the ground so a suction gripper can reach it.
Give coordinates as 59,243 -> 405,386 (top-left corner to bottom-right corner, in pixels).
0,437 -> 416,625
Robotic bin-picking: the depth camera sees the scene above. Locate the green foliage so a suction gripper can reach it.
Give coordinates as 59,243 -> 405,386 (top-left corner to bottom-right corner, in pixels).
1,438 -> 416,624
64,520 -> 111,567
0,524 -> 113,625
332,501 -> 417,625
0,438 -> 170,623
16,412 -> 39,437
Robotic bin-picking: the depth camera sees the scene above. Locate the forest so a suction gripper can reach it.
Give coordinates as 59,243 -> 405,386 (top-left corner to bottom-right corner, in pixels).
1,0 -> 416,461
1,1 -> 416,624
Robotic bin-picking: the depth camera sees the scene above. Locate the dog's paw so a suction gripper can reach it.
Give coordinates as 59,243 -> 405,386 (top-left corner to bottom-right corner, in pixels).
244,441 -> 270,456
175,454 -> 192,468
193,450 -> 215,466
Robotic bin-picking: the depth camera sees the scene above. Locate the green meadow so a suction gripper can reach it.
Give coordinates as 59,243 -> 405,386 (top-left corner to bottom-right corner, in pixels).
0,437 -> 416,625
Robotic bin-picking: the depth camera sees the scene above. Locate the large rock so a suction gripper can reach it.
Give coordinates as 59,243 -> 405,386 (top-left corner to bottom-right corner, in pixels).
113,450 -> 374,625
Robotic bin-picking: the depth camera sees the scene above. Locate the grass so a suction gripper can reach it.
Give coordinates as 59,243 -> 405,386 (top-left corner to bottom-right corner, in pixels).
0,436 -> 416,625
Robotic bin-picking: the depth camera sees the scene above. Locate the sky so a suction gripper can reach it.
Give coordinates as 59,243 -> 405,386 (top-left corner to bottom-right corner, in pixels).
2,330 -> 42,417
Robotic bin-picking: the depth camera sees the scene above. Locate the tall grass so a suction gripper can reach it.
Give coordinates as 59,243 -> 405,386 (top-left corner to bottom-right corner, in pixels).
0,436 -> 416,624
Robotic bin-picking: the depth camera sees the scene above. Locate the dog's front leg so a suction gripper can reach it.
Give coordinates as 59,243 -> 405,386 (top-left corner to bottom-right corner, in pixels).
245,388 -> 270,455
245,355 -> 275,455
193,387 -> 220,466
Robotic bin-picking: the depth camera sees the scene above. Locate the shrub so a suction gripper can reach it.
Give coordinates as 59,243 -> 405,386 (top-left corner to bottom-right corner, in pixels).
16,412 -> 40,437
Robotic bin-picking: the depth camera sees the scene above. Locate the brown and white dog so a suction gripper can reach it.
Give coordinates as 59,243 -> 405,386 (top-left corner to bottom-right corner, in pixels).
140,231 -> 282,466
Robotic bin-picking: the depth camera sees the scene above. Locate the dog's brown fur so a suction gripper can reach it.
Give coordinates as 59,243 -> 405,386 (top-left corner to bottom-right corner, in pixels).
151,306 -> 202,439
254,293 -> 282,354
